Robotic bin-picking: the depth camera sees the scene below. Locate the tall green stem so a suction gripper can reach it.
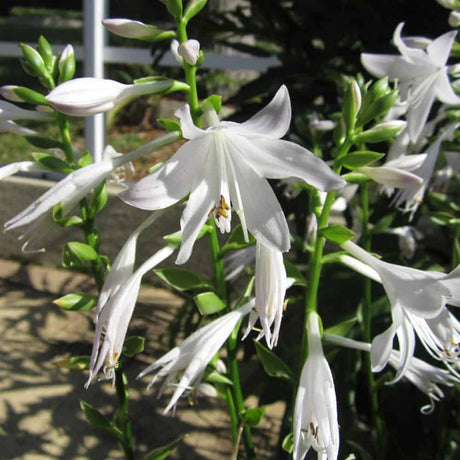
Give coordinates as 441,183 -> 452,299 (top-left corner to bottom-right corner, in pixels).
360,183 -> 383,451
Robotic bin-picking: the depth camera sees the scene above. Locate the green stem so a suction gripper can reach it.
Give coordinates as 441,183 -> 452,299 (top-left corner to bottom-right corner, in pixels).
452,225 -> 460,270
360,183 -> 383,450
115,366 -> 134,460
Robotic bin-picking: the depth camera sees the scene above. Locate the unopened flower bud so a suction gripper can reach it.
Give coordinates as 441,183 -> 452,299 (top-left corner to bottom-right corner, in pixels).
0,100 -> 52,121
342,78 -> 361,131
354,120 -> 406,143
0,85 -> 22,102
102,18 -> 175,42
171,39 -> 201,65
58,44 -> 76,83
449,10 -> 460,27
357,164 -> 423,188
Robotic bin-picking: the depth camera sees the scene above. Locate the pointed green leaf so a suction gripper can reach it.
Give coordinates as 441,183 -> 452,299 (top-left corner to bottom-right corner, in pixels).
235,276 -> 255,307
67,242 -> 99,262
163,225 -> 212,247
254,341 -> 293,382
80,401 -> 113,431
144,435 -> 184,460
324,317 -> 357,337
155,267 -> 213,291
122,336 -> 145,357
337,151 -> 384,169
220,225 -> 255,255
320,225 -> 355,245
285,260 -> 306,287
53,293 -> 97,311
371,213 -> 395,234
91,182 -> 108,215
32,152 -> 72,174
242,407 -> 265,427
157,118 -> 181,132
183,0 -> 208,22
203,370 -> 233,386
78,151 -> 93,167
26,136 -> 63,150
194,291 -> 226,315
201,94 -> 222,115
282,433 -> 293,453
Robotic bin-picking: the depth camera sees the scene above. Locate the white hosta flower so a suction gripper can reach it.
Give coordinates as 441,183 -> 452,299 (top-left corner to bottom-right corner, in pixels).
171,39 -> 201,66
121,85 -> 345,264
243,241 -> 288,349
3,132 -> 180,251
385,226 -> 422,260
224,245 -> 256,281
46,77 -> 182,116
357,163 -> 423,189
86,245 -> 175,386
341,239 -> 460,379
0,161 -> 40,180
324,334 -> 458,411
361,23 -> 460,142
0,100 -> 52,121
293,312 -> 339,460
102,18 -> 170,41
392,124 -> 457,218
138,300 -> 254,414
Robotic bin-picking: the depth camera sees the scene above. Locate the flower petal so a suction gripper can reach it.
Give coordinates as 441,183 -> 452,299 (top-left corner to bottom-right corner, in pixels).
175,104 -> 207,140
227,85 -> 291,138
427,30 -> 457,67
406,80 -> 437,142
230,134 -> 345,191
435,69 -> 460,105
361,54 -> 400,78
120,136 -> 208,210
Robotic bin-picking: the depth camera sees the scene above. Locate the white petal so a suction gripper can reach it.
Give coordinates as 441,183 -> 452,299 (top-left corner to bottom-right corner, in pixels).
390,316 -> 416,383
0,119 -> 37,136
361,54 -> 399,78
385,153 -> 427,171
178,39 -> 200,66
358,165 -> 423,188
229,153 -> 290,252
393,23 -> 431,65
228,85 -> 291,138
427,30 -> 457,67
435,69 -> 460,105
175,104 -> 207,140
0,161 -> 38,180
120,137 -> 208,210
230,135 -> 346,191
407,81 -> 437,142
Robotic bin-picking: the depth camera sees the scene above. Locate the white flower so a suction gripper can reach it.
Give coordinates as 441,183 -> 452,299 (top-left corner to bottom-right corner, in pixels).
356,162 -> 423,189
46,77 -> 183,116
385,226 -> 422,260
103,18 -> 160,40
392,124 -> 457,218
243,241 -> 288,349
361,23 -> 460,142
323,334 -> 458,412
341,239 -> 460,379
121,85 -> 345,264
3,132 -> 180,251
224,245 -> 256,281
137,300 -> 254,414
0,161 -> 40,180
171,39 -> 201,66
0,100 -> 52,121
86,245 -> 175,386
0,119 -> 37,136
293,312 -> 339,460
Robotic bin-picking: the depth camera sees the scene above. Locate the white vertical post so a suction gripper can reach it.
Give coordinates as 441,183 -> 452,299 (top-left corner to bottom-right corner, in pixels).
83,0 -> 107,162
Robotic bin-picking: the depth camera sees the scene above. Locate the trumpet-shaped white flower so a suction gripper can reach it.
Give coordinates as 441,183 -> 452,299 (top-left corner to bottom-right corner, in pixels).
86,245 -> 175,386
341,240 -> 460,379
323,334 -> 458,412
243,241 -> 288,349
0,119 -> 37,136
357,162 -> 423,189
392,124 -> 457,218
46,77 -> 184,116
0,161 -> 40,180
102,18 -> 172,41
3,132 -> 180,251
171,39 -> 201,66
138,300 -> 254,414
0,100 -> 52,122
361,23 -> 460,142
121,85 -> 345,264
293,312 -> 339,460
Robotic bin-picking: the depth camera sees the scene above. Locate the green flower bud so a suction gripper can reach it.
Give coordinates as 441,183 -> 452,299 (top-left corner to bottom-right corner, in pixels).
354,120 -> 406,143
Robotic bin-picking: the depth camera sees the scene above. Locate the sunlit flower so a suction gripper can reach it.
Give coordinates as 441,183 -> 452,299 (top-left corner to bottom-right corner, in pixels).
243,241 -> 288,349
0,119 -> 37,136
102,18 -> 173,41
0,161 -> 40,180
171,39 -> 201,65
46,77 -> 187,116
86,245 -> 175,386
323,334 -> 458,412
356,162 -> 423,189
137,300 -> 254,414
361,23 -> 460,142
293,312 -> 339,460
3,132 -> 180,251
0,100 -> 52,121
341,239 -> 460,379
121,85 -> 345,264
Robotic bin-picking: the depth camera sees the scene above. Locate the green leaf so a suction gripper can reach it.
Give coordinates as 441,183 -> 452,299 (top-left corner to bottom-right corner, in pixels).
155,267 -> 213,291
13,87 -> 48,105
242,407 -> 265,427
53,355 -> 90,371
235,276 -> 255,308
80,401 -> 121,439
160,0 -> 183,20
357,90 -> 398,127
254,341 -> 293,382
337,151 -> 384,169
67,242 -> 99,262
285,260 -> 306,287
220,225 -> 255,255
91,182 -> 108,215
53,293 -> 97,311
78,151 -> 93,167
32,152 -> 72,173
183,0 -> 208,22
163,224 -> 212,247
25,136 -> 63,150
20,43 -> 47,77
144,435 -> 184,460
320,225 -> 355,245
201,94 -> 222,114
122,336 -> 145,357
371,213 -> 395,234
428,211 -> 455,226
324,317 -> 357,337
194,291 -> 226,315
203,370 -> 233,386
157,118 -> 181,132
282,433 -> 293,454
353,121 -> 405,143
53,203 -> 84,228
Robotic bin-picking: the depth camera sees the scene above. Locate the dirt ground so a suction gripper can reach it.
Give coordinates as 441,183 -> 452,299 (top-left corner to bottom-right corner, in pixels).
0,259 -> 283,459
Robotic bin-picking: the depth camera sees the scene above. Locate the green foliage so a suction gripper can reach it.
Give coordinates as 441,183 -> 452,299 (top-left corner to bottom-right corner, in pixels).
254,341 -> 293,382
155,267 -> 213,291
122,336 -> 145,357
53,355 -> 91,371
241,407 -> 265,427
193,291 -> 226,315
53,293 -> 97,311
144,435 -> 184,460
320,225 -> 355,245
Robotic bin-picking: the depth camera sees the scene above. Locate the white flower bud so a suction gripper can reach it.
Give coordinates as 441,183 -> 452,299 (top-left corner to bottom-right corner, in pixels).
0,85 -> 22,102
103,18 -> 151,39
171,39 -> 200,66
